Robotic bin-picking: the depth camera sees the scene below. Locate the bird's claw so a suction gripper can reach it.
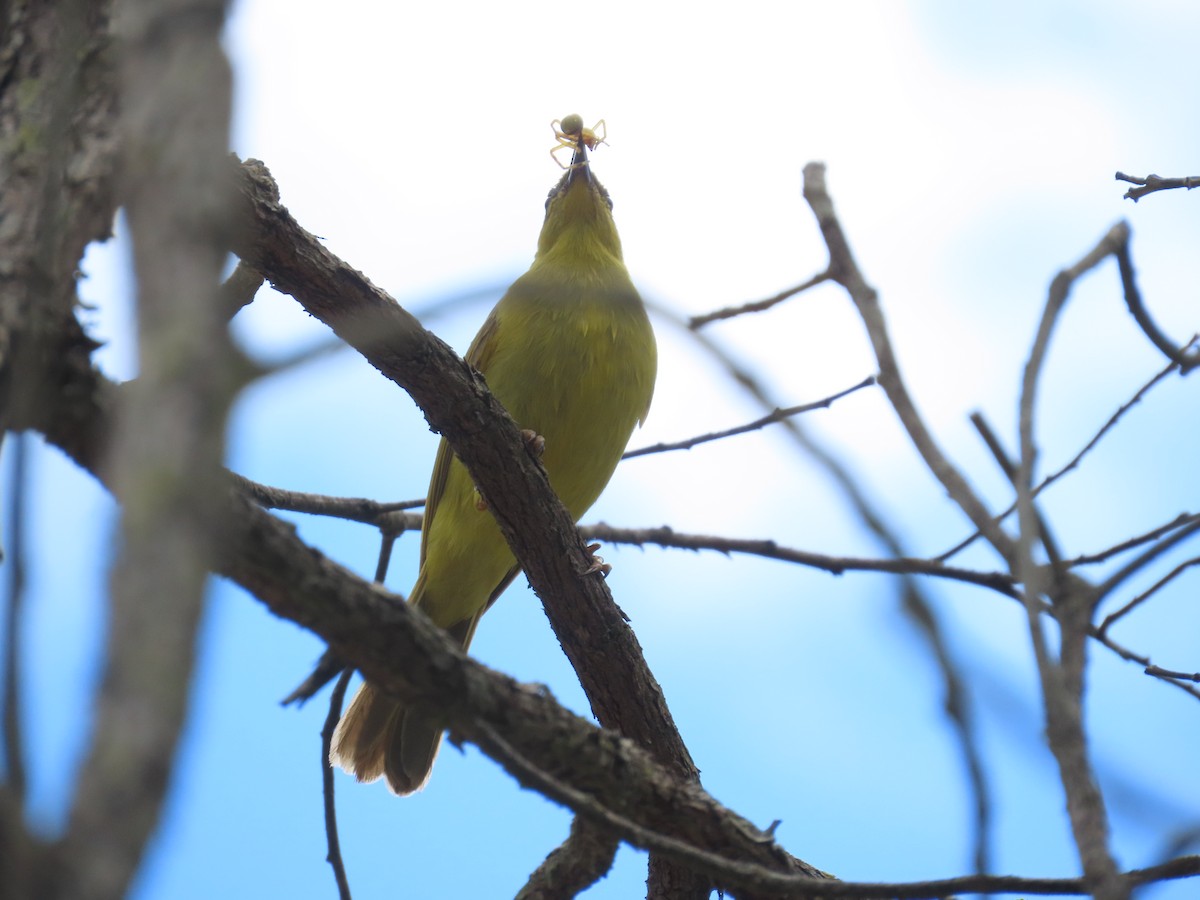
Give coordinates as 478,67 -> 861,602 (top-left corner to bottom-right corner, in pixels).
521,428 -> 546,458
582,542 -> 612,577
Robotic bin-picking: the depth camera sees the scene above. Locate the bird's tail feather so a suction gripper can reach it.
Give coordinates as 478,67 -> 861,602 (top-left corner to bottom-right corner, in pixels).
329,612 -> 479,794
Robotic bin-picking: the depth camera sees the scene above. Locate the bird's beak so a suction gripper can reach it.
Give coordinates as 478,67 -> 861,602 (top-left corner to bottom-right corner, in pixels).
567,142 -> 591,187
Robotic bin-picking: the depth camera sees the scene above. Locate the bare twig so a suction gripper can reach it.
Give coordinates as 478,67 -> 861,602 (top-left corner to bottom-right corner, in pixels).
1070,512 -> 1199,567
1112,237 -> 1200,372
275,466 -> 413,716
321,669 -> 354,900
623,376 -> 876,459
969,412 -> 1065,570
938,354 -> 1187,562
582,523 -> 1018,598
1144,665 -> 1200,701
1094,517 -> 1200,605
372,528 -> 400,583
282,524 -> 403,708
1015,222 -> 1130,900
688,269 -> 833,328
801,163 -> 1015,564
1145,665 -> 1200,683
233,472 -> 424,525
281,651 -> 348,707
1087,628 -> 1149,666
1099,556 -> 1200,635
1116,170 -> 1200,202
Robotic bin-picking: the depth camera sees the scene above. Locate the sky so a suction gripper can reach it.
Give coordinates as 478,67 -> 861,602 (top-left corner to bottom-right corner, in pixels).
7,1 -> 1200,898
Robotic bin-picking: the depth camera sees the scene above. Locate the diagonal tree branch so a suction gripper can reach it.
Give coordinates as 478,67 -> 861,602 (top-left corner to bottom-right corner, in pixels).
227,154 -> 702,760
13,154 -> 857,896
26,351 -> 846,897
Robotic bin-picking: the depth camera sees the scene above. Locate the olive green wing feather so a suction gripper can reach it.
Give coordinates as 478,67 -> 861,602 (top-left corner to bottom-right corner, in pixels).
418,308 -> 504,568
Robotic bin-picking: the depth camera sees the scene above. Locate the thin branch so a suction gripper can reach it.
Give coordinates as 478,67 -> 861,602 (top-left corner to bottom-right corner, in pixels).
321,669 -> 354,900
238,473 -> 421,692
1116,170 -> 1200,202
1070,512 -> 1199,567
1098,555 -> 1200,635
1145,665 -> 1200,684
801,163 -> 1015,564
1144,665 -> 1200,700
1087,627 -> 1149,666
282,524 -> 403,709
372,528 -> 400,583
1094,517 -> 1200,604
938,354 -> 1187,562
1112,236 -> 1200,372
281,651 -> 348,707
969,412 -> 1065,571
582,523 -> 1019,598
624,376 -> 876,459
233,472 -> 424,525
1015,221 -> 1129,900
1039,346 -> 1193,491
688,269 -> 832,328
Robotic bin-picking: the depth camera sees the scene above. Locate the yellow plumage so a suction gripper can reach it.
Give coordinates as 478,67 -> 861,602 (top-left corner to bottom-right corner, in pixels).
330,123 -> 656,794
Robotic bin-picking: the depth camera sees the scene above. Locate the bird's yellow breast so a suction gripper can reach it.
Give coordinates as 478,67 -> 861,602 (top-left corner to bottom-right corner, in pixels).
413,264 -> 656,630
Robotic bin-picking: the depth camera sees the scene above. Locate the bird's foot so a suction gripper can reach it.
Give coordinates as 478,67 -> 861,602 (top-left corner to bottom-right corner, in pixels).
582,542 -> 611,577
521,428 -> 546,458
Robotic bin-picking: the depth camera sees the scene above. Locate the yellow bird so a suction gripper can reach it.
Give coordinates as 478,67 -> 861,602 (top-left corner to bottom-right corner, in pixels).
330,115 -> 657,794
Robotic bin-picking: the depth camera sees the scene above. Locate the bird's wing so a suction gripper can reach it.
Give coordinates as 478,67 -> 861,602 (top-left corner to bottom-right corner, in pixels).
418,308 -> 505,568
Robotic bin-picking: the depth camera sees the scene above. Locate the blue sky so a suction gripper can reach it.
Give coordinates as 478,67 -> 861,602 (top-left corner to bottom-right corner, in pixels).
8,1 -> 1200,898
